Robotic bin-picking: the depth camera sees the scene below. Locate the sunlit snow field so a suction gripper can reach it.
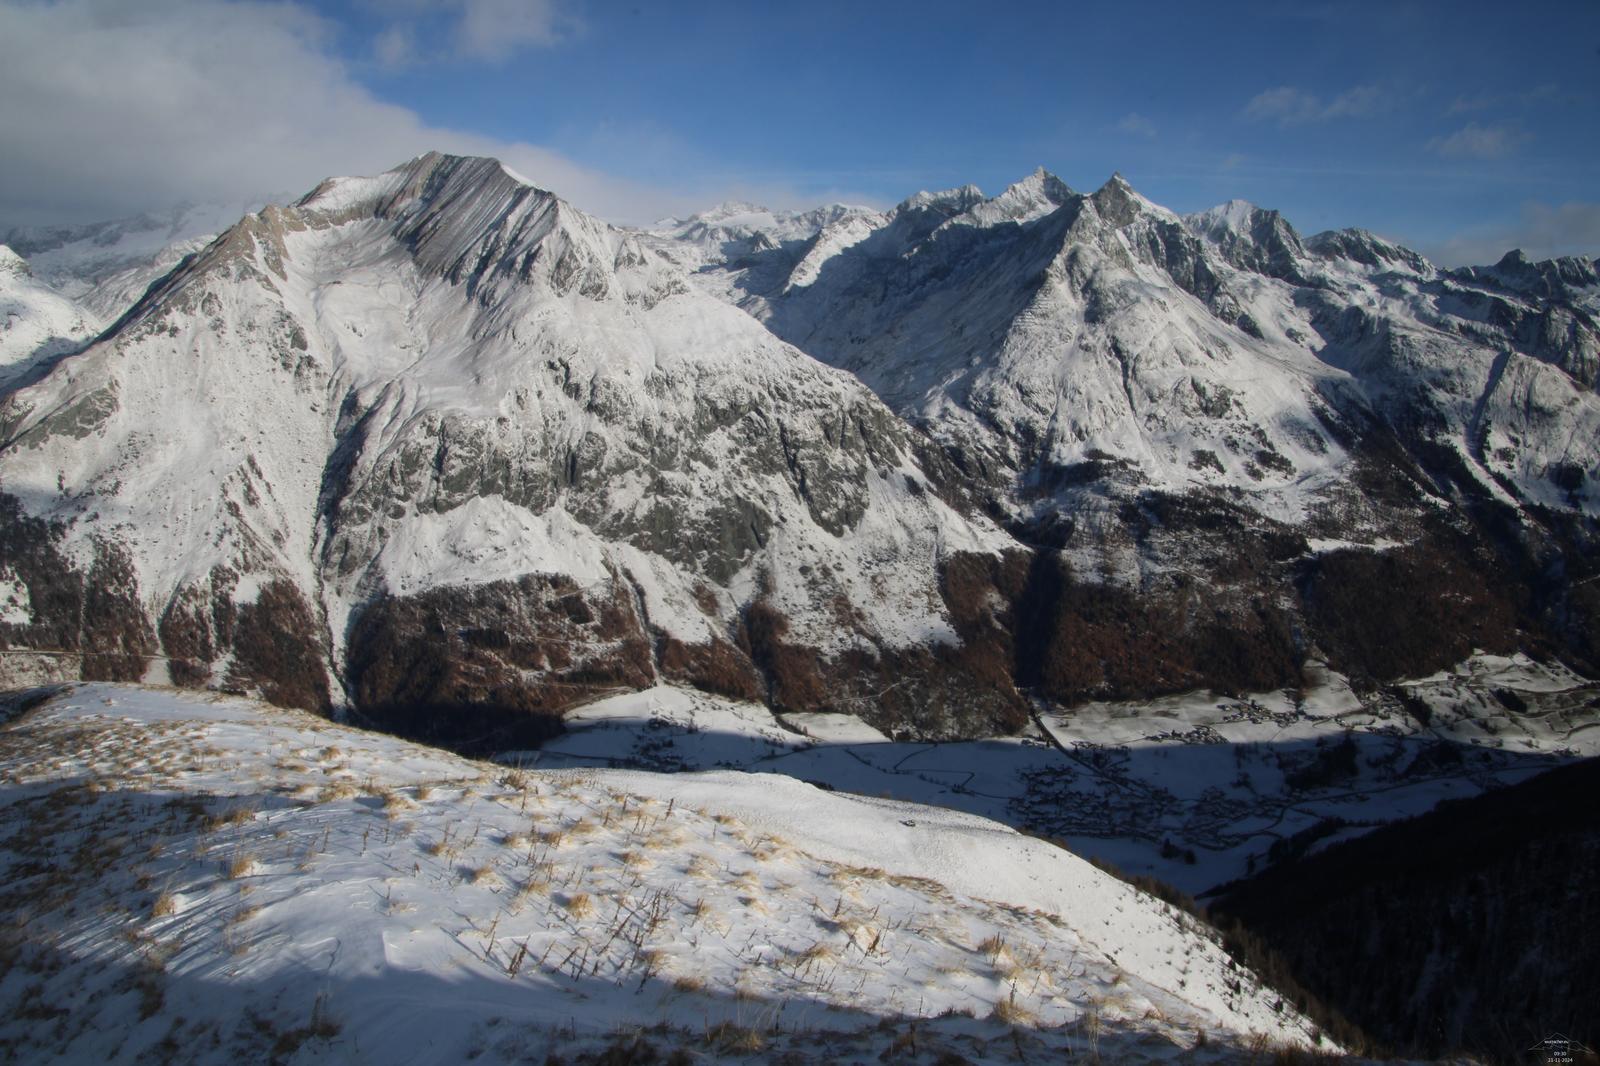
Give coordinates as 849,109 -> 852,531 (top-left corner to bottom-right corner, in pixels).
0,683 -> 1357,1064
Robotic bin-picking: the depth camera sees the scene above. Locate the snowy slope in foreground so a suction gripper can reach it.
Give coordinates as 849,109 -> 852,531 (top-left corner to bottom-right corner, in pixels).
0,684 -> 1338,1064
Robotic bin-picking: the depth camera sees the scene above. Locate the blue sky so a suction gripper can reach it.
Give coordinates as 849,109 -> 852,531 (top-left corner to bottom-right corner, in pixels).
2,0 -> 1597,264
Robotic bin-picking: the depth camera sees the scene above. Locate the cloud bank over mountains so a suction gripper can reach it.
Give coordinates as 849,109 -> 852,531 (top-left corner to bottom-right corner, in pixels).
0,0 -> 695,226
1,0 -> 1593,267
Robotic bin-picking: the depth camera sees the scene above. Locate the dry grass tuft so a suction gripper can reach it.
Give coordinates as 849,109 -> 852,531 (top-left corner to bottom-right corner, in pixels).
645,823 -> 689,849
886,871 -> 950,898
380,789 -> 416,817
829,864 -> 887,887
706,1022 -> 765,1054
835,915 -> 887,955
991,994 -> 1036,1027
713,1017 -> 768,1049
203,804 -> 258,832
225,854 -> 256,879
562,892 -> 594,919
151,891 -> 177,918
317,781 -> 359,804
793,942 -> 836,969
976,934 -> 1009,961
751,837 -> 796,864
514,875 -> 551,905
686,854 -> 719,879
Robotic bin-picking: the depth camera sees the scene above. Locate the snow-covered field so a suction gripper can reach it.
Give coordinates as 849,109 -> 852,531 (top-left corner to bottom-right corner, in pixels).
528,654 -> 1600,894
0,683 -> 1350,1064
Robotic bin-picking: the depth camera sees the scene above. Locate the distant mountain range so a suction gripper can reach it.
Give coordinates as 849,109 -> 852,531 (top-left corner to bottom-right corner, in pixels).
1,153 -> 1596,752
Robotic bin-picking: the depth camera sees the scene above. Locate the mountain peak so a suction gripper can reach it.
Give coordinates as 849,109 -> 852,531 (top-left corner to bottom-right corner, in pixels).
895,184 -> 986,216
293,152 -> 551,224
1017,165 -> 1071,193
1306,227 -> 1432,275
143,150 -> 651,325
1454,247 -> 1600,298
960,168 -> 1075,227
1089,172 -> 1167,227
1011,166 -> 1075,204
1188,199 -> 1262,235
0,244 -> 29,277
677,200 -> 774,227
1180,199 -> 1309,282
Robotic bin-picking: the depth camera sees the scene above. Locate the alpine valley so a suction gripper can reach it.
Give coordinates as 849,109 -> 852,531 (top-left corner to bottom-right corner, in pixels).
2,153 -> 1599,1060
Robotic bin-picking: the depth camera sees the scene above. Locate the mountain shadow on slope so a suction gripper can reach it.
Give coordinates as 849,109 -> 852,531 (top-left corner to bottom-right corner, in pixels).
1208,756 -> 1600,1063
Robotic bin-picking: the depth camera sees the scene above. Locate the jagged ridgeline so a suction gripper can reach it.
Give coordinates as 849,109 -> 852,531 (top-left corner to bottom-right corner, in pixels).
659,169 -> 1600,699
2,153 -> 1598,746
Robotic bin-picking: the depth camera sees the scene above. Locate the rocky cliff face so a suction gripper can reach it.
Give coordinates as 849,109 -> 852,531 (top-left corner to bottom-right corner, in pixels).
2,154 -> 1596,745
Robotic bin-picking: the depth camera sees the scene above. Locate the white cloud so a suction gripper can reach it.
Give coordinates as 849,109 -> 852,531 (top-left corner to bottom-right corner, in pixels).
0,0 -> 701,227
373,23 -> 416,68
454,0 -> 570,61
362,0 -> 577,66
1321,85 -> 1383,119
1447,84 -> 1563,115
1243,84 -> 1386,127
1243,87 -> 1319,126
1425,122 -> 1530,160
1117,113 -> 1156,137
1418,201 -> 1600,267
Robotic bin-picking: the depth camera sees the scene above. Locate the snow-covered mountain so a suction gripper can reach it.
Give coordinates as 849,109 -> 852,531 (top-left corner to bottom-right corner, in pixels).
650,199 -> 881,275
0,244 -> 100,389
1,152 -> 1596,749
2,200 -> 263,301
1,203 -> 260,384
0,154 -> 1025,745
659,169 -> 1600,702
